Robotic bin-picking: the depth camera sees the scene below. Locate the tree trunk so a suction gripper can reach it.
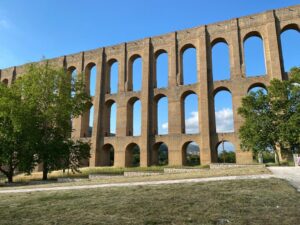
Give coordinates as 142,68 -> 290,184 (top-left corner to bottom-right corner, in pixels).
42,164 -> 48,180
7,173 -> 13,183
0,167 -> 14,183
274,148 -> 281,166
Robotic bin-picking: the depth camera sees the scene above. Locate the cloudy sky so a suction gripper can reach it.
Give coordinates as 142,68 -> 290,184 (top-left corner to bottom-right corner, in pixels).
0,1 -> 299,146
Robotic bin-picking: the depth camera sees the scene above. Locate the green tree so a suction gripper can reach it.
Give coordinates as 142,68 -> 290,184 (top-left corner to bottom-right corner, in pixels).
238,67 -> 300,164
17,63 -> 92,180
0,82 -> 36,182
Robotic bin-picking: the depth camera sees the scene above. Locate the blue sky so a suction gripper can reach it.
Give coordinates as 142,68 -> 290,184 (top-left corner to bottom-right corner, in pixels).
1,0 -> 299,150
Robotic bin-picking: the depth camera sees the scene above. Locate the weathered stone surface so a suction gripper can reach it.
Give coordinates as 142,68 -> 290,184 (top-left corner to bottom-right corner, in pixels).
1,5 -> 299,168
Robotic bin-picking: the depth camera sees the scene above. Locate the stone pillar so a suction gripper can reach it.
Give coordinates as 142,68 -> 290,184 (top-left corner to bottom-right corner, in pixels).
116,44 -> 128,137
264,10 -> 283,80
90,49 -> 105,167
168,33 -> 183,135
229,19 -> 244,79
232,88 -> 253,164
167,33 -> 184,166
198,27 -> 213,165
140,38 -> 152,167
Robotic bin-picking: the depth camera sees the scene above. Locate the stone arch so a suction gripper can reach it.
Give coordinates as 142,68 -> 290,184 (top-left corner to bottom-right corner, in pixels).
280,23 -> 300,72
180,44 -> 197,85
2,79 -> 8,86
106,59 -> 119,94
211,37 -> 228,47
247,83 -> 267,94
81,63 -> 97,138
85,62 -> 97,96
242,31 -> 264,42
128,54 -> 142,91
216,140 -> 236,163
281,23 -> 300,33
214,89 -> 234,133
104,99 -> 117,136
211,38 -> 230,81
152,142 -> 168,166
125,143 -> 140,167
243,32 -> 266,77
102,144 -> 115,166
67,66 -> 77,73
181,90 -> 199,134
153,94 -> 168,135
213,86 -> 231,97
154,49 -> 168,88
182,141 -> 200,166
127,97 -> 141,136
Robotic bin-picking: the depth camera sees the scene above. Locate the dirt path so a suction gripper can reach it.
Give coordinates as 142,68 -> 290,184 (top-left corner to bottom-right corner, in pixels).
0,174 -> 274,194
268,167 -> 300,191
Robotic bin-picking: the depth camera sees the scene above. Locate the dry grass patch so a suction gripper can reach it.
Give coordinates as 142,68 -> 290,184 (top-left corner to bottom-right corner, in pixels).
0,178 -> 299,225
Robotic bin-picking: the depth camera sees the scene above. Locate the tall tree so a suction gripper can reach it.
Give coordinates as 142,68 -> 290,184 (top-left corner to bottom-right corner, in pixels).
238,67 -> 300,163
16,63 -> 92,180
0,82 -> 36,182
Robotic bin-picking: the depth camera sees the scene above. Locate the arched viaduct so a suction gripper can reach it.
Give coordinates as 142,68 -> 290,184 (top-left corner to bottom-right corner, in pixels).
1,5 -> 299,167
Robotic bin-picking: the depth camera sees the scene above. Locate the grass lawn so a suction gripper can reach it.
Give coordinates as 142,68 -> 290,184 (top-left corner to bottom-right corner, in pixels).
0,166 -> 270,190
0,178 -> 299,225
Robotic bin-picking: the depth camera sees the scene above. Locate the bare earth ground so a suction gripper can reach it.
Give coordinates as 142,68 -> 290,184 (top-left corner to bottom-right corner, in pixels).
0,166 -> 270,191
0,174 -> 274,194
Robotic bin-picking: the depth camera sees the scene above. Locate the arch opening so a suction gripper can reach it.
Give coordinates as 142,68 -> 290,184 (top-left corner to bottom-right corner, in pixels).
103,144 -> 115,166
280,27 -> 300,72
104,100 -> 116,136
217,141 -> 236,163
155,95 -> 168,135
247,84 -> 267,95
68,67 -> 77,98
152,142 -> 168,166
244,35 -> 266,76
125,143 -> 140,167
155,51 -> 168,88
182,46 -> 197,85
106,60 -> 119,94
85,63 -> 97,96
182,92 -> 199,134
212,41 -> 230,81
214,90 -> 234,133
127,98 -> 141,136
131,56 -> 142,92
2,79 -> 8,86
182,141 -> 200,166
84,104 -> 94,137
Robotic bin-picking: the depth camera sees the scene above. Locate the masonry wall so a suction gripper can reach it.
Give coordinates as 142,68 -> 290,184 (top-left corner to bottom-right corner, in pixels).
1,5 -> 299,167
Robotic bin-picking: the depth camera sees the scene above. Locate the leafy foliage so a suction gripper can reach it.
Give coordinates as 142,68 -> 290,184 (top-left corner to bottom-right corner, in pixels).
238,67 -> 300,162
218,150 -> 236,163
0,63 -> 92,181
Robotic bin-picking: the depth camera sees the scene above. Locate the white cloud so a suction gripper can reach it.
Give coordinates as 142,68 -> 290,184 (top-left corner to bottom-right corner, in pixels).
0,19 -> 10,29
215,108 -> 234,133
162,122 -> 168,130
185,111 -> 199,134
160,108 -> 234,133
161,111 -> 199,134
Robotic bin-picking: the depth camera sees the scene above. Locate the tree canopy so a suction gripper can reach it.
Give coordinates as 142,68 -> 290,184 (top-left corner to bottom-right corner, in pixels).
238,67 -> 300,163
0,63 -> 92,182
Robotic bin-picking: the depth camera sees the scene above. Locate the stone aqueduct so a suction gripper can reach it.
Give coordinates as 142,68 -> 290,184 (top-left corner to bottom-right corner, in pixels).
0,5 -> 299,167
